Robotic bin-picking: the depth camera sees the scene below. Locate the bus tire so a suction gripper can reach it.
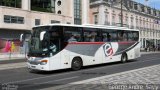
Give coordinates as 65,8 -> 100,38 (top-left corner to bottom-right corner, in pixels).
121,53 -> 128,63
71,57 -> 83,71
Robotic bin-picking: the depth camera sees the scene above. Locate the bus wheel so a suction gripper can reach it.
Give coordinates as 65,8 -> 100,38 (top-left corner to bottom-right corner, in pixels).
71,57 -> 83,71
121,53 -> 128,63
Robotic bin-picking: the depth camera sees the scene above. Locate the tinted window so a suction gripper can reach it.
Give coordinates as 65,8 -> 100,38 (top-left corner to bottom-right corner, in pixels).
102,29 -> 117,42
4,15 -> 24,24
128,31 -> 139,41
109,30 -> 118,42
64,27 -> 82,42
83,28 -> 102,42
118,31 -> 128,41
102,30 -> 111,42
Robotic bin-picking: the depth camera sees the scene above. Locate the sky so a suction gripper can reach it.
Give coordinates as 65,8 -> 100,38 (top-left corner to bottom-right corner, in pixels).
134,0 -> 160,10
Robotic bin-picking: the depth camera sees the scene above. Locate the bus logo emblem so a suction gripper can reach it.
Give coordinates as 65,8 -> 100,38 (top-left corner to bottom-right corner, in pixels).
103,43 -> 113,57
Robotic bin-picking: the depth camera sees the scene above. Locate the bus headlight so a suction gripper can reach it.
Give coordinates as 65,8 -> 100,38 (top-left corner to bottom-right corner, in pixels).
40,60 -> 48,65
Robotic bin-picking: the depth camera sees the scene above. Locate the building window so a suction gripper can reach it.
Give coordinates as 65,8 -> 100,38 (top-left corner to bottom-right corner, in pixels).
94,15 -> 98,24
105,14 -> 109,25
0,0 -> 21,8
57,0 -> 61,6
134,3 -> 138,10
31,0 -> 55,13
129,1 -> 133,9
143,18 -> 145,28
147,8 -> 151,14
112,15 -> 115,25
51,20 -> 60,24
35,19 -> 40,25
136,16 -> 138,28
74,0 -> 82,25
4,15 -> 24,24
130,16 -> 134,29
125,16 -> 128,26
153,10 -> 157,16
67,22 -> 71,24
141,5 -> 145,12
119,15 -> 121,24
57,10 -> 61,14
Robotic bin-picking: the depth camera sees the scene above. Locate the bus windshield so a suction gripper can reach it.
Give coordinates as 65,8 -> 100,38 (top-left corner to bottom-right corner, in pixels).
28,26 -> 61,57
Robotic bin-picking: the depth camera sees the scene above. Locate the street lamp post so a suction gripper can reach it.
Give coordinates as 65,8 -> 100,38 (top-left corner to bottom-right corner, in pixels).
120,0 -> 123,27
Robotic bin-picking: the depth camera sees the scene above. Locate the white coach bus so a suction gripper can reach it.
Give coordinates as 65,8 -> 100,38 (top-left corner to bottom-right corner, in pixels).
27,24 -> 140,71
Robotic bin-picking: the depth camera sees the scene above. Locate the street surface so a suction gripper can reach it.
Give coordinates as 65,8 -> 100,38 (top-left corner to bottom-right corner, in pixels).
0,53 -> 160,90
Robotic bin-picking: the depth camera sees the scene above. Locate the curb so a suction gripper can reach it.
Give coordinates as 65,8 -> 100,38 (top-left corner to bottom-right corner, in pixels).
0,58 -> 27,64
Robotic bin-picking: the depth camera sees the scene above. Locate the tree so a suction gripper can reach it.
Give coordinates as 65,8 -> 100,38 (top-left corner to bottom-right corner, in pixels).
3,0 -> 13,7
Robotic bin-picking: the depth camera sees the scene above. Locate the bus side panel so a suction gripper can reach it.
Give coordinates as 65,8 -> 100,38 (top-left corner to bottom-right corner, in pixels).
60,49 -> 71,69
94,46 -> 105,64
68,50 -> 95,66
49,53 -> 61,70
65,43 -> 103,66
127,42 -> 141,60
101,42 -> 120,63
62,49 -> 95,67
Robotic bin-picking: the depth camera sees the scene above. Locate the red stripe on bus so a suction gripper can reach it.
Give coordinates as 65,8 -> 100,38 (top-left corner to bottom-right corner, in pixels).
69,42 -> 105,45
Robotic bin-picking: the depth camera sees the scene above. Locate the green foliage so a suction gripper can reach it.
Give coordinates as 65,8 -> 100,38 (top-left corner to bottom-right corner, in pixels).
1,0 -> 21,8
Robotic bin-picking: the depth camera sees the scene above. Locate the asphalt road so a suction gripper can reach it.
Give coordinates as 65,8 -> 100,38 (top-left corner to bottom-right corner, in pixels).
0,53 -> 160,90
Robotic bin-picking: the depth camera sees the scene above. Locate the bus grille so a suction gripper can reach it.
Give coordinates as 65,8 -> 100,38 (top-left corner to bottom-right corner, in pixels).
29,61 -> 40,65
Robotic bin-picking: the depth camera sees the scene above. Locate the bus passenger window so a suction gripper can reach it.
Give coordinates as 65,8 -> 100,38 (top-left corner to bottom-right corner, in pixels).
83,28 -> 101,42
118,32 -> 124,41
64,27 -> 82,42
109,31 -> 117,42
84,32 -> 90,42
103,33 -> 111,42
68,34 -> 77,42
128,31 -> 139,41
133,32 -> 139,41
89,32 -> 96,42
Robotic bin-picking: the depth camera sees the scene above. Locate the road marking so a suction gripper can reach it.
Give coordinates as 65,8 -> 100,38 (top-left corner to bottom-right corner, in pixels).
54,76 -> 79,82
19,76 -> 79,88
5,57 -> 160,84
37,76 -> 79,84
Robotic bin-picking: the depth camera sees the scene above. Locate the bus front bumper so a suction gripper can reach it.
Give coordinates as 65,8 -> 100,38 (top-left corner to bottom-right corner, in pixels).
27,63 -> 50,71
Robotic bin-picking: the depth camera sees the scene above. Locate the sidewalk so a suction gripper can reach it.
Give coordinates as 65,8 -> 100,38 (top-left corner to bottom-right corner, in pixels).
0,53 -> 26,61
141,51 -> 160,55
44,64 -> 160,90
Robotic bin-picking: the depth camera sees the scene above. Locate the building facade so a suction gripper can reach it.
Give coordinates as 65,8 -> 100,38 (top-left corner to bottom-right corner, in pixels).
0,0 -> 90,53
0,0 -> 90,39
90,0 -> 160,50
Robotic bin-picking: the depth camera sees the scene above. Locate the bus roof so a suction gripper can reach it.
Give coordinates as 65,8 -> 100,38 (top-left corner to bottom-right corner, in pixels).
33,23 -> 139,31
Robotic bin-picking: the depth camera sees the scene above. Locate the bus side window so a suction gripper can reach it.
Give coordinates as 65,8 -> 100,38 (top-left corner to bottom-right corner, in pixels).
83,28 -> 101,42
84,31 -> 90,42
132,31 -> 139,41
123,32 -> 128,41
118,31 -> 127,41
64,27 -> 82,42
102,31 -> 111,42
118,31 -> 124,41
109,30 -> 117,42
128,32 -> 134,41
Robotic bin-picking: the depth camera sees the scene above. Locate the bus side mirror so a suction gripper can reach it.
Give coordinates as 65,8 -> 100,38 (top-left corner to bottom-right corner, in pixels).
40,31 -> 46,41
20,34 -> 24,42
